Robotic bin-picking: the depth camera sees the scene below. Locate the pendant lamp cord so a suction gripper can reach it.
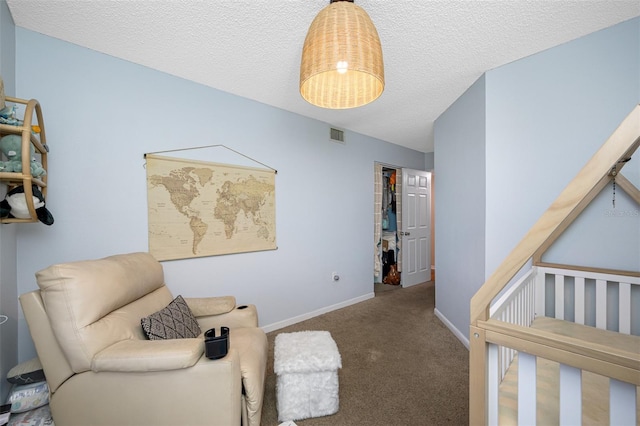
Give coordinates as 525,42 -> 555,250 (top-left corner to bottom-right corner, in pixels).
611,165 -> 617,209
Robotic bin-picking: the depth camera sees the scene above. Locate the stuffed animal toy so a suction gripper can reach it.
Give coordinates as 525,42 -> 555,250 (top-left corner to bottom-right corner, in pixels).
0,134 -> 46,177
0,105 -> 22,126
0,185 -> 53,225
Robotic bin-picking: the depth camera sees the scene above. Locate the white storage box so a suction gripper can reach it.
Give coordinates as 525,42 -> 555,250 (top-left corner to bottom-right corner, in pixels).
274,331 -> 341,422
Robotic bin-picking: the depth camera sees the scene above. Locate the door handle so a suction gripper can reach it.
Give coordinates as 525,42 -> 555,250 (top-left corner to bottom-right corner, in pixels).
400,231 -> 410,236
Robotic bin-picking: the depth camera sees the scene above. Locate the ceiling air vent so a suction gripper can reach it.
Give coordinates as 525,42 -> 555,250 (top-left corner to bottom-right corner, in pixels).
330,127 -> 345,144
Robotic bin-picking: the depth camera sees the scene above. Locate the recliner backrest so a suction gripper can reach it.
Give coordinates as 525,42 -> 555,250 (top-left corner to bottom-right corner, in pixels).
20,290 -> 74,393
35,252 -> 172,372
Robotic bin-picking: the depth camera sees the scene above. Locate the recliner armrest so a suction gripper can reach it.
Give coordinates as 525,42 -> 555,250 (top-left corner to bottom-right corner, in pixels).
185,296 -> 236,316
196,304 -> 259,330
92,339 -> 204,372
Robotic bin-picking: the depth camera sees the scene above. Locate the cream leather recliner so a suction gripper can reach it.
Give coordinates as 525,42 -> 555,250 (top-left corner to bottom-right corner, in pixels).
19,252 -> 268,426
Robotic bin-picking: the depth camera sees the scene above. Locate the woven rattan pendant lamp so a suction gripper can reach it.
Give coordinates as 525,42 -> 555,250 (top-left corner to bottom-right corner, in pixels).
300,0 -> 384,109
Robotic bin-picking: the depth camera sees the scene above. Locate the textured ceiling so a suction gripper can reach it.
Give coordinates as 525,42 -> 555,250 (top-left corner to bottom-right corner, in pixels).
6,0 -> 640,153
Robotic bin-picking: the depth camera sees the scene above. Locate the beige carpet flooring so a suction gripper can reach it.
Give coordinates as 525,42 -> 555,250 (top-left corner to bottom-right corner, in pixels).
260,281 -> 469,425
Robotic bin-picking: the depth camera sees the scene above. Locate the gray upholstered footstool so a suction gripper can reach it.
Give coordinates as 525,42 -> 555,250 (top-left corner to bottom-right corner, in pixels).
274,331 -> 342,422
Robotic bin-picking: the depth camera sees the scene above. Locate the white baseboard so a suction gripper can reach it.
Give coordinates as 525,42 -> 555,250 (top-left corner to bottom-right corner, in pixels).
262,292 -> 376,334
434,308 -> 469,350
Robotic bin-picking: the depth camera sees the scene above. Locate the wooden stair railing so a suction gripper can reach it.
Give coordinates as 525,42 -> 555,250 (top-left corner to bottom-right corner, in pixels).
469,104 -> 640,424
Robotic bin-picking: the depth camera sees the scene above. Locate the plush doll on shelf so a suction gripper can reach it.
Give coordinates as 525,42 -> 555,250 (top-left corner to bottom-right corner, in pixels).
0,184 -> 54,225
0,75 -> 24,126
0,104 -> 23,126
0,134 -> 46,177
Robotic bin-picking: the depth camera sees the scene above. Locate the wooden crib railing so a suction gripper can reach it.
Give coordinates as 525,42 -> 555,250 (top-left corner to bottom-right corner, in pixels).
534,266 -> 639,334
469,104 -> 640,425
483,265 -> 639,424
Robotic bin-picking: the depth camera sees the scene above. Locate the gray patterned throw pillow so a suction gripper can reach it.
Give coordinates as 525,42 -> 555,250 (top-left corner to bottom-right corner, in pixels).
141,295 -> 202,340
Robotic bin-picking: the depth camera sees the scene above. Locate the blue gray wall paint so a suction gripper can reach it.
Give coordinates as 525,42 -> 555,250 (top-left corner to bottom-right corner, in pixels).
425,152 -> 434,171
434,75 -> 487,345
11,29 -> 426,360
0,0 -> 18,402
435,17 -> 640,344
485,17 -> 640,275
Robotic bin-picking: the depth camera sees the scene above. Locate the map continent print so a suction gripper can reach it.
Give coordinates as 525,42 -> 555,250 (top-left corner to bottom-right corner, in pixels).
146,154 -> 276,260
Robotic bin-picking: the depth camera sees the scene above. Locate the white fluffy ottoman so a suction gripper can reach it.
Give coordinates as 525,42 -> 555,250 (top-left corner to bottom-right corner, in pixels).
274,331 -> 342,422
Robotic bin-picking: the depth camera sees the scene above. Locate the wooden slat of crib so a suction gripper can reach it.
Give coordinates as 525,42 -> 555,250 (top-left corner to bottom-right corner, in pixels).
488,344 -> 499,425
499,353 -> 640,425
490,268 -> 537,319
596,279 -> 607,330
575,276 -> 586,325
528,278 -> 535,326
535,271 -> 546,318
610,379 -> 637,425
523,289 -> 528,325
518,352 -> 537,424
524,281 -> 530,326
619,282 -> 631,335
500,341 -> 507,380
560,364 -> 582,425
555,274 -> 565,320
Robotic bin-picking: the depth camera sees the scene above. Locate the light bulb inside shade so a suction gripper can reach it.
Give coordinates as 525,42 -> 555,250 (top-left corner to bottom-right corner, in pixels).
336,61 -> 348,74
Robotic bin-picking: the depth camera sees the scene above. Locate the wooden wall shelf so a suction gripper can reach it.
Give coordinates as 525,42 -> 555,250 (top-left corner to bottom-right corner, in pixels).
0,96 -> 48,223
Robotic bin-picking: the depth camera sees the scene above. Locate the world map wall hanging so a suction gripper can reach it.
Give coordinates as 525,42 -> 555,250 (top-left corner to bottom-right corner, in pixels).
145,154 -> 276,261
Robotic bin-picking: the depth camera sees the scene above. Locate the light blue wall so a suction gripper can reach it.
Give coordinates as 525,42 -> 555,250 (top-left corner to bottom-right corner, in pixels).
13,29 -> 426,360
425,152 -> 434,171
434,75 -> 486,345
485,17 -> 640,275
434,17 -> 640,344
0,0 -> 14,87
0,0 -> 17,402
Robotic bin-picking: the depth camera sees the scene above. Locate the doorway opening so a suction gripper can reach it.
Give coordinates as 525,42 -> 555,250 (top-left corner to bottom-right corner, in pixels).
374,164 -> 433,295
374,164 -> 401,293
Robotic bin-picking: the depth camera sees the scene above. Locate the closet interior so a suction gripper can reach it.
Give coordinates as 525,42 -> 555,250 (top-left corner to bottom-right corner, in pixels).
379,167 -> 399,285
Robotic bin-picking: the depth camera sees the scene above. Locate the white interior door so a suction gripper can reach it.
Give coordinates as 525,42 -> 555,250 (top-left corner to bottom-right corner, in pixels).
401,169 -> 431,287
